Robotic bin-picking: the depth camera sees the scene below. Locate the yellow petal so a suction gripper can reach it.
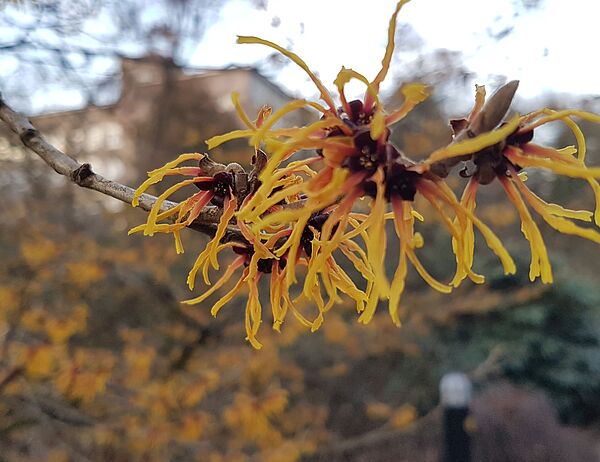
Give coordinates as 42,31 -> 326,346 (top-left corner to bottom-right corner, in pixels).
371,0 -> 412,92
389,250 -> 408,327
183,256 -> 244,304
426,114 -> 520,164
237,35 -> 336,112
500,177 -> 552,283
385,83 -> 430,126
210,268 -> 248,317
231,91 -> 254,129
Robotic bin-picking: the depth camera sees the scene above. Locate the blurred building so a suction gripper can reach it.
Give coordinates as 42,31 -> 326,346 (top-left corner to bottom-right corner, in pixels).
15,56 -> 315,182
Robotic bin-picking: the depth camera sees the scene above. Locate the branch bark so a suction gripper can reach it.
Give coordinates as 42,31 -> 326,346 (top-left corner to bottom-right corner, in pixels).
0,93 -> 247,243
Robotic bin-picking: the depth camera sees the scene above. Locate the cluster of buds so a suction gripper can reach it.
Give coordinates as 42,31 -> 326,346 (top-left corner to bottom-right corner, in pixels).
132,0 -> 600,348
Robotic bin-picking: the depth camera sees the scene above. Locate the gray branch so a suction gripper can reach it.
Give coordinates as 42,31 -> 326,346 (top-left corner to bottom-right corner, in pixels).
0,93 -> 247,243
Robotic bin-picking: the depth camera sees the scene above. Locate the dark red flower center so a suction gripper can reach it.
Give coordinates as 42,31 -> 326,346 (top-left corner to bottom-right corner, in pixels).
195,171 -> 233,207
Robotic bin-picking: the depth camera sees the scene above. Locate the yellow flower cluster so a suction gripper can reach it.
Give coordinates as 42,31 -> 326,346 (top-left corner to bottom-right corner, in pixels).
132,0 -> 600,348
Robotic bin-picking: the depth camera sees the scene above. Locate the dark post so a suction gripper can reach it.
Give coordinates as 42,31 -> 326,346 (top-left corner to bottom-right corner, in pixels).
440,372 -> 472,462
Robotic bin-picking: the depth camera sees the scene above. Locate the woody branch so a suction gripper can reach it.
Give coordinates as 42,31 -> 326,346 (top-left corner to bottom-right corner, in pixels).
0,93 -> 247,242
0,80 -> 518,245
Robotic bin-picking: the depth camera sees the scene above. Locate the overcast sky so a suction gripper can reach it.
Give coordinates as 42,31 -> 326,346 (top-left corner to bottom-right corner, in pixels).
190,0 -> 599,102
3,0 -> 598,113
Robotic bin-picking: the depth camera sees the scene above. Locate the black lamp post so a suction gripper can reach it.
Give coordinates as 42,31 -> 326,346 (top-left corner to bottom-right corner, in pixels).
440,372 -> 472,462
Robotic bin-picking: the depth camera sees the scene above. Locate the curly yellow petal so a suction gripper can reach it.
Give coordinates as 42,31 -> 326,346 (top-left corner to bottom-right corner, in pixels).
426,114 -> 520,164
237,35 -> 336,112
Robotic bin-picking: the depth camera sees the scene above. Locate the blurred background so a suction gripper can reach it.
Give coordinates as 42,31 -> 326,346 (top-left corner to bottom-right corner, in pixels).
1,0 -> 600,461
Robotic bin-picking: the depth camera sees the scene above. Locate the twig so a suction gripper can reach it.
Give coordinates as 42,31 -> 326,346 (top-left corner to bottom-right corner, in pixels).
0,367 -> 23,394
0,93 -> 248,243
4,80 -> 510,245
302,407 -> 442,462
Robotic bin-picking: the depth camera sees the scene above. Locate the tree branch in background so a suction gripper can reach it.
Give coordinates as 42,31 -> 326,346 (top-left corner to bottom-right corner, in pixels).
0,92 -> 248,243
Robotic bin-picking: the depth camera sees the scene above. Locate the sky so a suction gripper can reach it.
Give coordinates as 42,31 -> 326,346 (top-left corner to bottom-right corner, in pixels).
2,0 -> 599,113
190,0 -> 600,104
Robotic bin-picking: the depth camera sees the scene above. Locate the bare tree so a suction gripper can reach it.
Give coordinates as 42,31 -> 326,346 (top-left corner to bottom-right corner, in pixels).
0,0 -> 221,112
